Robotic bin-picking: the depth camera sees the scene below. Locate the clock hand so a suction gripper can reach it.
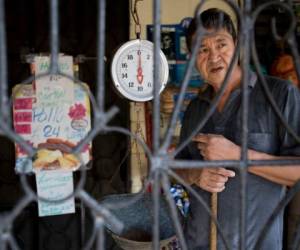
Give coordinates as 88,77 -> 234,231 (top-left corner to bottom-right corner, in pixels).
137,51 -> 144,84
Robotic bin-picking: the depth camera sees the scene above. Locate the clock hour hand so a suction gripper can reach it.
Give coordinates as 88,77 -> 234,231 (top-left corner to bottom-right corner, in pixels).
137,52 -> 144,84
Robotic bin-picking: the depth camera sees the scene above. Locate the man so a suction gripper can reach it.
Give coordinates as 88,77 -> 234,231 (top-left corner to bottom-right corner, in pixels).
176,8 -> 300,250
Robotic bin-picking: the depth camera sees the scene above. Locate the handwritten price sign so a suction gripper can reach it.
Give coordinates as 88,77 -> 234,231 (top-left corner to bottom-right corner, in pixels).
36,171 -> 75,217
35,56 -> 74,107
12,55 -> 92,217
13,55 -> 92,173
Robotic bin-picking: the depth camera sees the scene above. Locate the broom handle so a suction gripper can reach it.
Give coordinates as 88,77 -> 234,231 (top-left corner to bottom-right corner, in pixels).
210,192 -> 218,250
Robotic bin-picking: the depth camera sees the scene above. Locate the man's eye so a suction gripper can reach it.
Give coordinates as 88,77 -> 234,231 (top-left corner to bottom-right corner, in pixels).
218,43 -> 227,49
199,47 -> 208,54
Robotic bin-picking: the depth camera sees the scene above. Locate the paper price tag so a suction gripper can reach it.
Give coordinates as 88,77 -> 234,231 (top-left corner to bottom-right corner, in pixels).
36,171 -> 75,217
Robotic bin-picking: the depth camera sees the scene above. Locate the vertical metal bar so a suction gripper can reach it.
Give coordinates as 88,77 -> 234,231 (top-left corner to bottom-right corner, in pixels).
96,0 -> 106,112
96,218 -> 105,250
0,0 -> 8,122
240,1 -> 251,249
152,170 -> 161,250
0,237 -> 6,250
80,201 -> 85,248
160,26 -> 200,152
49,0 -> 59,73
152,0 -> 161,154
161,173 -> 188,250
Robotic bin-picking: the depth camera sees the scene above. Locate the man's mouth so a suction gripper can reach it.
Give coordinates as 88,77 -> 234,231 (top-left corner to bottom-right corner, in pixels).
210,66 -> 224,73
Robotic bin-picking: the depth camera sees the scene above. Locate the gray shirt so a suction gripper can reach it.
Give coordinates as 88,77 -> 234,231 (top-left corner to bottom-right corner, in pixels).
177,73 -> 300,250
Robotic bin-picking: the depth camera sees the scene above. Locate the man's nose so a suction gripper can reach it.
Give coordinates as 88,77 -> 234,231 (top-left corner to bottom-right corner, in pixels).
208,48 -> 219,62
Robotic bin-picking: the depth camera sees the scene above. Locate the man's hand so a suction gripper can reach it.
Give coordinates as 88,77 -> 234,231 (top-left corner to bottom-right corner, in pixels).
194,167 -> 235,192
191,134 -> 238,192
193,133 -> 240,161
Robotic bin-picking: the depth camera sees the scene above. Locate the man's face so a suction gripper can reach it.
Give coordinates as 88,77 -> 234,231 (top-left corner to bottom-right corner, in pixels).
195,29 -> 236,87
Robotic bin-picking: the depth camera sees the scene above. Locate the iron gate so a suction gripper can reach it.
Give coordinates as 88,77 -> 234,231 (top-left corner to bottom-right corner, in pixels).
0,0 -> 300,249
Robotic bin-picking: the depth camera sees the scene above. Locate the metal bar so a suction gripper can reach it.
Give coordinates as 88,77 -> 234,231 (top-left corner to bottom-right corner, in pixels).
82,220 -> 97,250
50,0 -> 59,73
152,0 -> 161,154
78,190 -> 123,235
96,0 -> 106,112
169,159 -> 300,169
0,0 -> 8,122
240,0 -> 252,248
6,195 -> 33,225
160,15 -> 203,153
0,237 -> 7,250
161,172 -> 188,250
152,170 -> 160,250
7,235 -> 20,250
80,201 -> 85,248
96,218 -> 105,250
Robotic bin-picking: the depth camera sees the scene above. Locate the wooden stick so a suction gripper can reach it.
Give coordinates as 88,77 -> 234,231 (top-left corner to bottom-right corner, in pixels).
210,192 -> 218,250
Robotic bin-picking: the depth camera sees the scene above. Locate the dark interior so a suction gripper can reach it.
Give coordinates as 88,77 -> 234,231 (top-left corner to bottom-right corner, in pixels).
1,0 -> 129,249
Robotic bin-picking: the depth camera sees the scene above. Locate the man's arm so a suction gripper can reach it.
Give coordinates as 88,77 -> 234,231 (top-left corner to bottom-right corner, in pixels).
247,149 -> 300,186
194,134 -> 300,187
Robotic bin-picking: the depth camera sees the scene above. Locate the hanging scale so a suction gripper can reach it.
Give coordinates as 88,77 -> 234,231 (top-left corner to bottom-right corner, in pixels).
110,0 -> 169,102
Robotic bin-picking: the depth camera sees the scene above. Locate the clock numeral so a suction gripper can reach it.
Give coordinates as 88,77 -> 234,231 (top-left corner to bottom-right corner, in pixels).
121,63 -> 128,68
137,50 -> 141,55
127,54 -> 133,60
147,54 -> 150,60
128,82 -> 134,88
122,73 -> 128,79
137,86 -> 143,91
147,82 -> 152,87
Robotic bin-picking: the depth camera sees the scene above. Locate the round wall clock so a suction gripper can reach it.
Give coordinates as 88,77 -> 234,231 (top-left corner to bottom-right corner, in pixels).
111,39 -> 169,102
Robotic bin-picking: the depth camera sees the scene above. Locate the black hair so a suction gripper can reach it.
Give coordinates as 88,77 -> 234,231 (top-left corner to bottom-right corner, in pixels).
186,8 -> 237,52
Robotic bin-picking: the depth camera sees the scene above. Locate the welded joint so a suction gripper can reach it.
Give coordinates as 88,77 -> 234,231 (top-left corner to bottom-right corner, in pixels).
150,154 -> 170,172
93,106 -> 119,129
0,232 -> 9,241
95,216 -> 104,227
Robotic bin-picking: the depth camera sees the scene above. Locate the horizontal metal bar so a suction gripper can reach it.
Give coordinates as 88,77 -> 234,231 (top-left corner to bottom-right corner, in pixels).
169,159 -> 300,169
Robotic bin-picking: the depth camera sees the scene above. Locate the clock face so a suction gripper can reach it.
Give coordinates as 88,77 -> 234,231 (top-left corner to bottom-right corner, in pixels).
111,40 -> 169,102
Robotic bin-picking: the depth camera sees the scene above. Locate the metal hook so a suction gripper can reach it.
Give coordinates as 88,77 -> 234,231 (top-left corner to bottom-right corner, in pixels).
130,0 -> 143,39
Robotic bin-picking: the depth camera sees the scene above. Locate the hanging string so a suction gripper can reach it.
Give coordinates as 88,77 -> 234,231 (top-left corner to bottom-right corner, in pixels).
130,0 -> 143,39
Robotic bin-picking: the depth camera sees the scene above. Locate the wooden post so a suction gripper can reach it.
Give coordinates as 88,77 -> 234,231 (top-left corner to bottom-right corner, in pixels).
210,192 -> 218,250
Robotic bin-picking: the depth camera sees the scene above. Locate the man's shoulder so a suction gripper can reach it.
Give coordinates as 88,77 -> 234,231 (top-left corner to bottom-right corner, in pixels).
257,74 -> 297,95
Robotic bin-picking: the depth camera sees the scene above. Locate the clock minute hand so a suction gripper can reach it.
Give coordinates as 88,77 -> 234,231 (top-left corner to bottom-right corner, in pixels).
137,52 -> 144,84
